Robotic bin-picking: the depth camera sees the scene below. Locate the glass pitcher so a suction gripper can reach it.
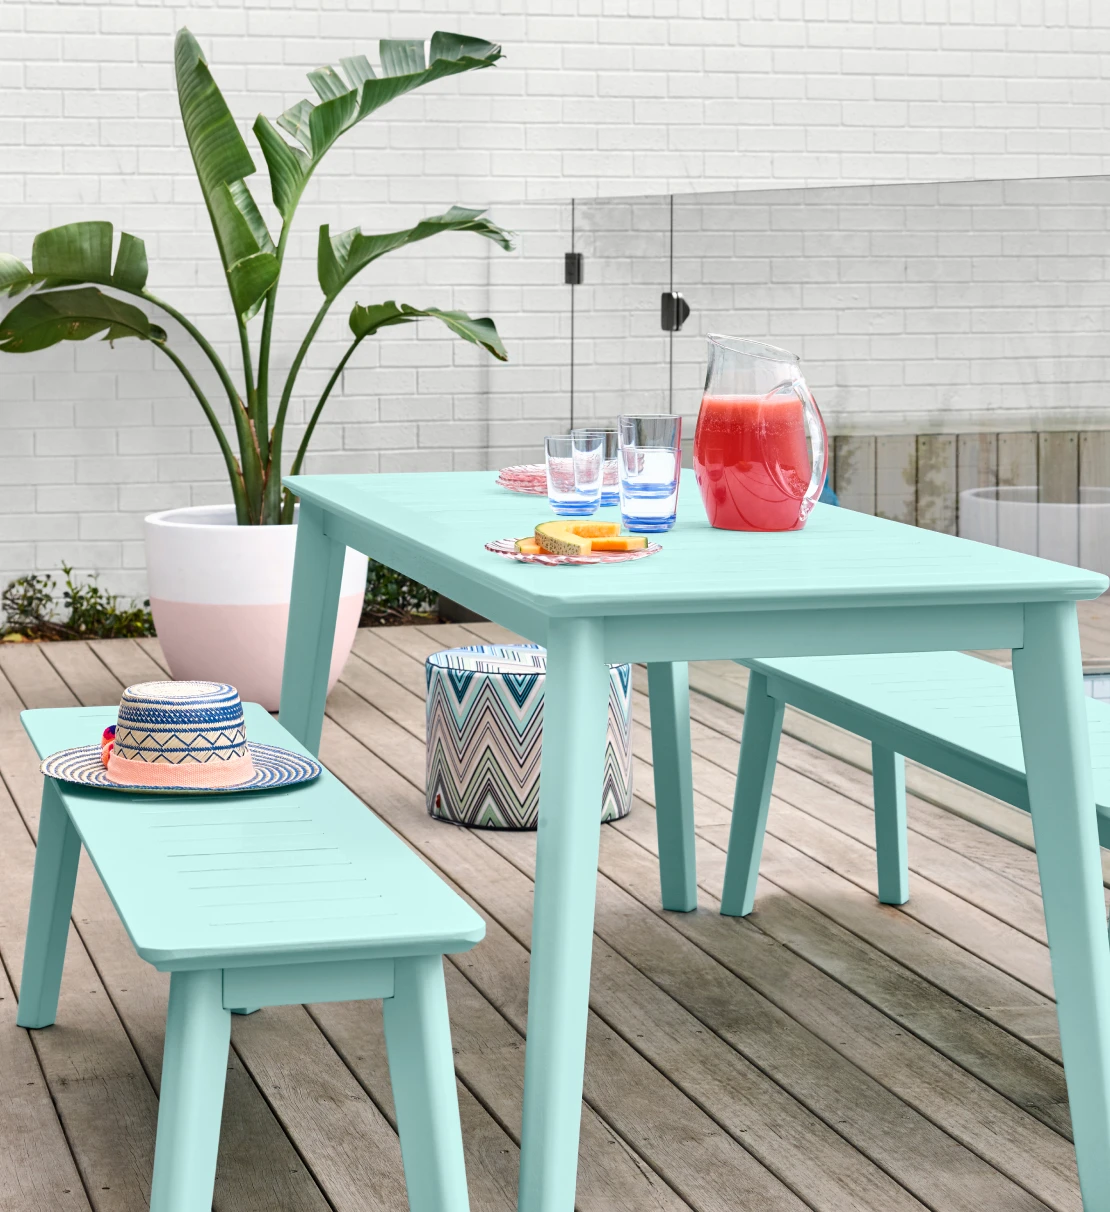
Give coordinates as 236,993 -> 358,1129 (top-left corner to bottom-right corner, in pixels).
693,335 -> 828,532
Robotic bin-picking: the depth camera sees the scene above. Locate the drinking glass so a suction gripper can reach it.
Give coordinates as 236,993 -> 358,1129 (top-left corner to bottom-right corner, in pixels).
617,415 -> 682,532
545,433 -> 603,516
571,428 -> 620,506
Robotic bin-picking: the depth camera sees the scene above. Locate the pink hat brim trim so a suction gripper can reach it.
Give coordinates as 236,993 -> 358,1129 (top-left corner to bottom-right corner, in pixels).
104,749 -> 256,789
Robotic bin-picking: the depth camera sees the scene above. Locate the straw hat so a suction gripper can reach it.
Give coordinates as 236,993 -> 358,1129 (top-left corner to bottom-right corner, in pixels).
41,680 -> 320,793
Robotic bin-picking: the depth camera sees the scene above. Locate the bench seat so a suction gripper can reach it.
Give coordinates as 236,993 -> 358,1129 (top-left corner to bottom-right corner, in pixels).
20,703 -> 484,972
714,650 -> 1110,917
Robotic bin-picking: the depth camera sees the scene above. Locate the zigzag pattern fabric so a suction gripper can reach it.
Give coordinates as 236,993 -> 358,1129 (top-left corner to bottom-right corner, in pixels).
425,645 -> 633,830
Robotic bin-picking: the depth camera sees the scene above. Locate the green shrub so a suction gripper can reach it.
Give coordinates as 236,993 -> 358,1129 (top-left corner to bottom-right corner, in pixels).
1,564 -> 155,641
362,560 -> 437,627
1,560 -> 437,640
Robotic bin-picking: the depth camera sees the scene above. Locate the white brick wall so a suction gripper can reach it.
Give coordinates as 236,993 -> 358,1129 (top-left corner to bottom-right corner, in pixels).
4,0 -> 1110,592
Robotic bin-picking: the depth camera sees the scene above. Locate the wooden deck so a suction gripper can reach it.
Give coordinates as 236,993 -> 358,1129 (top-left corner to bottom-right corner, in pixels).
3,604 -> 1110,1212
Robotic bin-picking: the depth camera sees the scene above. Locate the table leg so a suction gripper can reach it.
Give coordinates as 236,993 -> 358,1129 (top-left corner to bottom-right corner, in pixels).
1013,600 -> 1110,1211
647,662 -> 697,911
279,500 -> 346,756
518,617 -> 611,1212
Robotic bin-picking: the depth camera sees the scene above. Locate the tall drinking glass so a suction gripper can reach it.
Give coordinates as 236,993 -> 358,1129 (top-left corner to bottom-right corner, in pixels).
545,433 -> 603,516
617,415 -> 682,532
571,428 -> 620,506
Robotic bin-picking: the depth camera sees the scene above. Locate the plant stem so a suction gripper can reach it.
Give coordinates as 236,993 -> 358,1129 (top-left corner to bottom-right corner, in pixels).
143,292 -> 240,414
256,223 -> 292,478
237,316 -> 256,420
289,333 -> 363,477
265,294 -> 335,523
142,289 -> 265,520
280,332 -> 365,523
154,341 -> 250,524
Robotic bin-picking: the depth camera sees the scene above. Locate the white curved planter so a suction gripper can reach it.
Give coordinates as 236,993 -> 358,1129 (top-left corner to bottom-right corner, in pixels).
145,505 -> 368,711
959,486 -> 1110,577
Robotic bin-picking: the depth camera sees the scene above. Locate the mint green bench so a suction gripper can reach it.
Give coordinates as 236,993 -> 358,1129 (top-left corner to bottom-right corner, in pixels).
713,651 -> 1110,917
18,703 -> 485,1212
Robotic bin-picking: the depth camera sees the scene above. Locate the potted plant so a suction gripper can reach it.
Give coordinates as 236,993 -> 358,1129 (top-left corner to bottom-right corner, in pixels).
0,29 -> 510,707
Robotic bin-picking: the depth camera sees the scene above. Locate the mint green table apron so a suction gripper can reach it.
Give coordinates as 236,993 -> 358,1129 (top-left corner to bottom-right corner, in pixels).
280,469 -> 1110,1212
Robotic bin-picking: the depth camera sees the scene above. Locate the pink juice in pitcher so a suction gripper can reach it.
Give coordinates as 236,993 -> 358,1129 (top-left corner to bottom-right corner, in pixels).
693,393 -> 813,532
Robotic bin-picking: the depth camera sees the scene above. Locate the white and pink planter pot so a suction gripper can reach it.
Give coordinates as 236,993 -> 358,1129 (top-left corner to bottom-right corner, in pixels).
144,505 -> 368,711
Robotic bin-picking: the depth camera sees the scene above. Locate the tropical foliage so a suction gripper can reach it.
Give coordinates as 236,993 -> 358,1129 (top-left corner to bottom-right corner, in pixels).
0,29 -> 511,524
361,560 -> 438,627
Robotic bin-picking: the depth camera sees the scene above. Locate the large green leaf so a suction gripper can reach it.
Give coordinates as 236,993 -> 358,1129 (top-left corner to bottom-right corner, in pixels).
317,207 -> 513,300
253,115 -> 308,221
0,254 -> 33,297
349,300 -> 507,361
34,221 -> 113,280
2,222 -> 151,300
112,232 -> 149,292
0,288 -> 166,353
207,183 -> 279,317
174,28 -> 276,319
275,33 -> 501,167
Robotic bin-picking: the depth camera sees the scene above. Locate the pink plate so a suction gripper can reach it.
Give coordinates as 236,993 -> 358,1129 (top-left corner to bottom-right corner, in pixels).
496,463 -> 546,495
485,537 -> 662,566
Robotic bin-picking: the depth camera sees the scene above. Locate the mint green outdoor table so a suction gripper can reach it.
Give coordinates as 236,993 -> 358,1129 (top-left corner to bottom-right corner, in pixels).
281,469 -> 1110,1212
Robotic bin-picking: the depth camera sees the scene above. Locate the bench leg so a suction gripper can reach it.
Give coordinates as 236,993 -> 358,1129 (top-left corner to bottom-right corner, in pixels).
1014,601 -> 1110,1212
648,661 -> 697,911
383,955 -> 470,1212
150,969 -> 231,1212
720,672 -> 785,917
872,743 -> 909,905
18,779 -> 80,1029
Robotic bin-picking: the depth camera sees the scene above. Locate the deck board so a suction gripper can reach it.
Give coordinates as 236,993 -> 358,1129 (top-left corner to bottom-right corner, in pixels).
0,624 -> 1100,1210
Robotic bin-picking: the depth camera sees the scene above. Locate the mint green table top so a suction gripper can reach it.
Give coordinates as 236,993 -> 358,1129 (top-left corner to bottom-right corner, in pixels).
286,470 -> 1109,622
21,703 -> 485,971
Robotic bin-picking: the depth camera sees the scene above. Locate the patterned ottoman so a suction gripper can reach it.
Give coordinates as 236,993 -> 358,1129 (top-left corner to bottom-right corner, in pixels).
425,644 -> 633,829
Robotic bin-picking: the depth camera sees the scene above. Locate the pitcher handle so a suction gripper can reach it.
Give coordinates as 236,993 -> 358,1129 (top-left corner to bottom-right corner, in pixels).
791,376 -> 828,522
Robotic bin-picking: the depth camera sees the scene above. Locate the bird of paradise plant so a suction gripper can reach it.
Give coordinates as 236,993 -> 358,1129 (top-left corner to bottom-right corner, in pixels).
0,28 -> 511,525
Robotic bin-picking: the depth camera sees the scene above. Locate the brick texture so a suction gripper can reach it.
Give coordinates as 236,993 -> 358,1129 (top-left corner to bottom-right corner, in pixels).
3,0 -> 1110,592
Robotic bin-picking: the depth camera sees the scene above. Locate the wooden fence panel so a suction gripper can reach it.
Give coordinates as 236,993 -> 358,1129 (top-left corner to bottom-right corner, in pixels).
956,434 -> 998,496
916,435 -> 957,534
874,436 -> 916,524
833,436 -> 876,514
997,433 -> 1038,488
1080,432 -> 1110,492
1038,432 -> 1079,503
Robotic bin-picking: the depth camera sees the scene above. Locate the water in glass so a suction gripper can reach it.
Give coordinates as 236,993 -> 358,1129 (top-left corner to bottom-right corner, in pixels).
571,429 -> 620,506
617,415 -> 682,532
545,433 -> 603,516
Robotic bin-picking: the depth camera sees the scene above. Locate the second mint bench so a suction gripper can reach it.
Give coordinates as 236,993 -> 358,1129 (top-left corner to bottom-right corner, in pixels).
18,702 -> 485,1212
703,650 -> 1110,917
